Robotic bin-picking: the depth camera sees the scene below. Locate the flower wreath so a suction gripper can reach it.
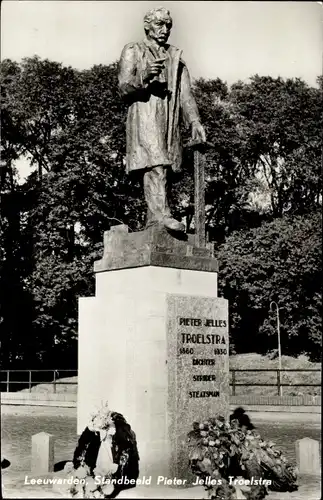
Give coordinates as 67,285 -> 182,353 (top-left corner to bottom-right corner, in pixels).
187,415 -> 298,500
64,402 -> 130,499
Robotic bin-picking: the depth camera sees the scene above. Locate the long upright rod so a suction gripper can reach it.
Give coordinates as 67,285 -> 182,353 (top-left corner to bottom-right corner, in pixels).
194,149 -> 206,248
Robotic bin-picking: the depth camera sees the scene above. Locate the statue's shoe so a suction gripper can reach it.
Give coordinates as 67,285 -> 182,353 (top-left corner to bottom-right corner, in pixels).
162,217 -> 185,232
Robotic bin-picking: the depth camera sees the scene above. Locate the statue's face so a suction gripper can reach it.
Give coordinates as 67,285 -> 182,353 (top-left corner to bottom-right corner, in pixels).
146,11 -> 172,45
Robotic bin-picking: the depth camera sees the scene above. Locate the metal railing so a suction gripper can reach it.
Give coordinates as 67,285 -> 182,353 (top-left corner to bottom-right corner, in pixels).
230,368 -> 321,396
0,369 -> 77,393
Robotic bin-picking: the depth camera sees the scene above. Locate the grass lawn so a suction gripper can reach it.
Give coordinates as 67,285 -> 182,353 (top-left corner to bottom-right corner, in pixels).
229,353 -> 321,396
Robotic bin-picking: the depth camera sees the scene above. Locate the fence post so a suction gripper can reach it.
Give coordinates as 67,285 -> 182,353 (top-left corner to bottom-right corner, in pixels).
232,370 -> 236,396
31,432 -> 55,474
53,370 -> 56,393
6,370 -> 9,392
277,369 -> 281,396
29,370 -> 32,392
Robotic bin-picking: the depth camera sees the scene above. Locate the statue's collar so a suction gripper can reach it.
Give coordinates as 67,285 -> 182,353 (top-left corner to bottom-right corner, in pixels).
143,37 -> 170,54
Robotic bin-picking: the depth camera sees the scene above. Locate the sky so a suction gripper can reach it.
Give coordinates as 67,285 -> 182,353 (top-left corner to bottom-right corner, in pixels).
1,1 -> 322,86
1,0 -> 322,181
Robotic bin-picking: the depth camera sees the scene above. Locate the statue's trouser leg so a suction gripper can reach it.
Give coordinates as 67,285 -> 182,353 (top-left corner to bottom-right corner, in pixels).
143,165 -> 171,227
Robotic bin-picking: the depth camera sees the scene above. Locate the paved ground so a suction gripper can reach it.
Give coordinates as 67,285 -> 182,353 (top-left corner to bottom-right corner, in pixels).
2,472 -> 321,499
1,405 -> 321,499
2,404 -> 321,421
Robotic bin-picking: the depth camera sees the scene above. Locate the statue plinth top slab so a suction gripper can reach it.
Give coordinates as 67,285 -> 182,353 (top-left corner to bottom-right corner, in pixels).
94,224 -> 218,274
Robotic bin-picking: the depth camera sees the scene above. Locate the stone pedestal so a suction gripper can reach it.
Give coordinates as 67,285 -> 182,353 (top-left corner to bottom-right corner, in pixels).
77,225 -> 229,480
295,437 -> 321,475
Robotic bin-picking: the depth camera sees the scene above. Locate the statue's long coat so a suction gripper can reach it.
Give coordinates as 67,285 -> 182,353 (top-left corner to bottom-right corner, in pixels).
118,39 -> 201,173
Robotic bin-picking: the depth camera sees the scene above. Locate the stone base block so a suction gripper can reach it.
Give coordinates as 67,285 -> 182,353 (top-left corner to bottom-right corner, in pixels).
78,265 -> 228,479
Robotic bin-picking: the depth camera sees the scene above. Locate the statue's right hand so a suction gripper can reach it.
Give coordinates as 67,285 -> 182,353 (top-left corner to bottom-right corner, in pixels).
143,58 -> 166,82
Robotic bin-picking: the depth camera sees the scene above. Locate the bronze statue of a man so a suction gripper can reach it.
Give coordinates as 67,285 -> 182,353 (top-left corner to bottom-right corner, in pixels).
118,7 -> 206,232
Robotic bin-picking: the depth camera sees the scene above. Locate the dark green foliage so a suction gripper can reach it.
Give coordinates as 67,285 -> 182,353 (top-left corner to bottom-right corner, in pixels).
0,56 -> 321,367
218,211 -> 322,360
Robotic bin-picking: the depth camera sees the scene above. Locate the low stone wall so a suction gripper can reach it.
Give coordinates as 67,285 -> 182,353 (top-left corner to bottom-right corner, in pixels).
229,404 -> 320,414
1,392 -> 321,412
231,394 -> 321,406
1,392 -> 77,407
230,394 -> 321,413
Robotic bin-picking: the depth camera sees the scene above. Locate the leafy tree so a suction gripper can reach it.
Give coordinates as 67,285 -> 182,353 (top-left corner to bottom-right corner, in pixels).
3,56 -> 79,181
1,56 -> 321,367
0,60 -> 35,367
218,210 -> 322,361
230,76 -> 322,217
172,76 -> 263,243
12,60 -> 147,366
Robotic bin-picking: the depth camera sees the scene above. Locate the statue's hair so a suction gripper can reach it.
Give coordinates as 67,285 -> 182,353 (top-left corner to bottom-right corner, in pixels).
143,7 -> 172,32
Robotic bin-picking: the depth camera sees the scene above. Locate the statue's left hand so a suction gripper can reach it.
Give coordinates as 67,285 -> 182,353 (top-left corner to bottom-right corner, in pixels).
191,121 -> 206,144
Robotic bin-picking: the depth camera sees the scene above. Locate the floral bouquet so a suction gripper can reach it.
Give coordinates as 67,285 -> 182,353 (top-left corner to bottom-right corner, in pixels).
63,459 -> 110,499
65,402 -> 120,498
187,415 -> 298,500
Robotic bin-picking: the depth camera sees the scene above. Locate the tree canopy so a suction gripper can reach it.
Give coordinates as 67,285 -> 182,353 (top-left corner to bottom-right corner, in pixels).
0,56 -> 321,367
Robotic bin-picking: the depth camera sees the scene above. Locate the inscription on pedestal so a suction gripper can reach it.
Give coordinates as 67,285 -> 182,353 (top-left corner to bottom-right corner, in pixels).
167,294 -> 229,480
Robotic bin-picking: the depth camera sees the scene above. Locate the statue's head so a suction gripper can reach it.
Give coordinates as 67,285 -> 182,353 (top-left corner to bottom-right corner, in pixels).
144,7 -> 173,46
